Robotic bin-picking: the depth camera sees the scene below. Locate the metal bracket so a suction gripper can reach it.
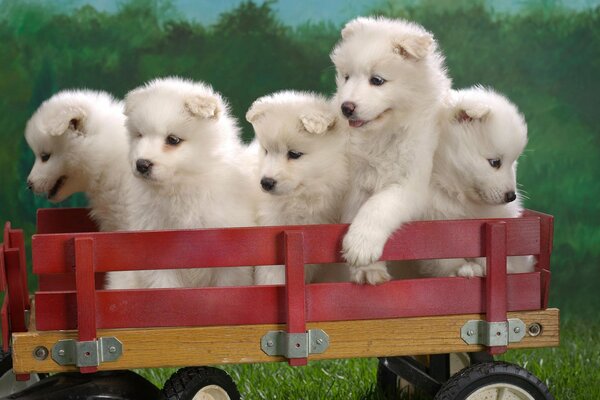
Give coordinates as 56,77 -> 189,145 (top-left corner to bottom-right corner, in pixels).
52,337 -> 123,367
261,329 -> 329,358
461,318 -> 526,346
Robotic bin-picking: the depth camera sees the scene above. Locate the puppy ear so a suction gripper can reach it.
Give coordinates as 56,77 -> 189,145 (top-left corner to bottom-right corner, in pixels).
246,99 -> 268,124
124,87 -> 145,117
341,17 -> 368,39
455,103 -> 491,123
299,112 -> 336,135
47,106 -> 86,136
185,95 -> 220,119
393,33 -> 433,60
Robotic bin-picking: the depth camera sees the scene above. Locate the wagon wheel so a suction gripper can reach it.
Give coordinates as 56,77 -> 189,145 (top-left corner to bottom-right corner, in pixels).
378,353 -> 492,399
0,349 -> 45,396
162,366 -> 240,400
434,361 -> 553,400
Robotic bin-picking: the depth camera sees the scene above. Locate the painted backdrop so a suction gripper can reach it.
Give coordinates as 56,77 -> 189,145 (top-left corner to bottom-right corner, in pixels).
0,0 -> 598,319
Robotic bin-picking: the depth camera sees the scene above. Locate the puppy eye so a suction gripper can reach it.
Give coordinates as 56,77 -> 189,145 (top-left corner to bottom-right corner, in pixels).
263,148 -> 268,155
136,132 -> 143,139
344,74 -> 349,82
166,134 -> 183,146
287,150 -> 303,160
488,158 -> 502,169
369,75 -> 386,86
40,153 -> 51,162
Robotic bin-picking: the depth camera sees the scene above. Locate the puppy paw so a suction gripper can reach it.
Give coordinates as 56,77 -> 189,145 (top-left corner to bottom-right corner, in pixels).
342,229 -> 384,267
456,262 -> 485,278
351,263 -> 391,285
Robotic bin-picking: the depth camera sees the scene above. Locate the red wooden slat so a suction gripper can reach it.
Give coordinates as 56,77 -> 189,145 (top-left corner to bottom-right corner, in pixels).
37,208 -> 98,234
3,222 -> 10,247
0,245 -> 6,291
0,245 -> 9,351
32,217 -> 541,274
5,249 -> 26,333
284,231 -> 307,366
35,273 -> 541,331
74,238 -> 98,373
9,230 -> 30,309
1,296 -> 9,352
485,222 -> 508,355
39,273 -> 106,291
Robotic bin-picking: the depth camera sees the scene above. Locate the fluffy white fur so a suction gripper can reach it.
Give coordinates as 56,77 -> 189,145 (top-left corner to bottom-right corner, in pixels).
331,17 -> 451,284
247,91 -> 351,285
25,90 -> 133,232
107,77 -> 257,289
418,86 -> 535,277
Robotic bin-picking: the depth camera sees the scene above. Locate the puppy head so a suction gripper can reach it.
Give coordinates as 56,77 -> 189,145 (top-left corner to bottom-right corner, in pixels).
438,87 -> 528,206
125,77 -> 237,186
24,90 -> 120,202
331,16 -> 449,130
247,91 -> 346,196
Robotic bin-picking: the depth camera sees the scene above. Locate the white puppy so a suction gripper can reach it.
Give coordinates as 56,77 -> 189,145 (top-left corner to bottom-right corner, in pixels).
418,86 -> 535,277
331,17 -> 451,284
247,91 -> 350,285
25,90 -> 132,232
112,77 -> 256,289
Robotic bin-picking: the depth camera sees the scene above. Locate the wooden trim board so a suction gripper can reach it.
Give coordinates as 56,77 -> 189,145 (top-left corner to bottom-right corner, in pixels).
12,309 -> 559,374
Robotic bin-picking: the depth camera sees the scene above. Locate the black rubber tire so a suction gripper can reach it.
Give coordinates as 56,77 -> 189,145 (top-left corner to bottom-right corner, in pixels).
377,359 -> 401,399
0,349 -> 11,376
434,361 -> 553,400
162,366 -> 240,400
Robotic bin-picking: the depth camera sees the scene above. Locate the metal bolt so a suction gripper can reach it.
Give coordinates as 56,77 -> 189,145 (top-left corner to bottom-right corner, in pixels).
108,346 -> 117,353
266,340 -> 274,347
528,323 -> 542,337
57,349 -> 65,357
514,326 -> 521,334
316,338 -> 323,345
467,330 -> 475,336
33,346 -> 48,361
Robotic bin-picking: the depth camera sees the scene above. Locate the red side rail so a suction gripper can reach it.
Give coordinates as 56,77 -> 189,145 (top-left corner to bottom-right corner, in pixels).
26,208 -> 553,369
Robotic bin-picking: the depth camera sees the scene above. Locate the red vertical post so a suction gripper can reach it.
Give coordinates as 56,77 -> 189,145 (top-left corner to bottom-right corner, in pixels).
9,230 -> 30,309
537,214 -> 554,309
284,231 -> 307,367
0,246 -> 11,352
75,237 -> 98,373
485,222 -> 508,355
4,249 -> 26,334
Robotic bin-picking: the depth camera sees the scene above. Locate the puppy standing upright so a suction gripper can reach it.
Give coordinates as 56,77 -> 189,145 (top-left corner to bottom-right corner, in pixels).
418,86 -> 535,277
247,91 -> 350,284
114,77 -> 256,289
331,17 -> 451,284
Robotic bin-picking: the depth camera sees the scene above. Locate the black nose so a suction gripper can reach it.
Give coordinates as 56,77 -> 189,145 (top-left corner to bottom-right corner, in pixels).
260,177 -> 277,192
136,159 -> 153,174
341,102 -> 356,117
505,191 -> 517,203
26,180 -> 33,190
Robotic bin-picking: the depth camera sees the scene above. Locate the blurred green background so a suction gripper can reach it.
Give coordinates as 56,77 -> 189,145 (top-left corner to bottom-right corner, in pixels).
0,0 -> 598,322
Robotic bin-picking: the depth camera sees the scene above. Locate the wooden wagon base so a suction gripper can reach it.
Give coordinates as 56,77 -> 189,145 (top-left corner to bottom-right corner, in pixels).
12,308 -> 559,374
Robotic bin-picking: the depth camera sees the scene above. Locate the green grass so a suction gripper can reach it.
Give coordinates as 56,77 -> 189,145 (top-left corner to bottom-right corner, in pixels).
137,319 -> 600,399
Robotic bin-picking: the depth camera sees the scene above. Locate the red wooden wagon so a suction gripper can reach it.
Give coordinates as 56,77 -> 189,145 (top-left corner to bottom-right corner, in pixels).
0,208 -> 558,399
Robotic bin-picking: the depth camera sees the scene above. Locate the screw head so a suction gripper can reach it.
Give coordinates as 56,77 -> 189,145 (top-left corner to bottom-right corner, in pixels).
33,346 -> 48,361
514,326 -> 521,334
57,349 -> 65,357
467,330 -> 475,336
316,338 -> 323,345
528,323 -> 542,337
108,346 -> 117,353
266,340 -> 274,347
